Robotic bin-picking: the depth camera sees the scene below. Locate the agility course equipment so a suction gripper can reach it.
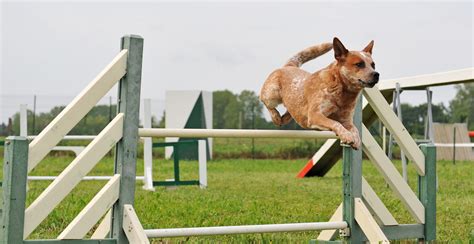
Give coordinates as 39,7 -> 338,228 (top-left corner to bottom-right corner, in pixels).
298,67 -> 474,178
1,35 -> 436,243
151,140 -> 207,188
16,102 -> 151,184
141,98 -> 208,190
433,123 -> 474,161
164,90 -> 212,160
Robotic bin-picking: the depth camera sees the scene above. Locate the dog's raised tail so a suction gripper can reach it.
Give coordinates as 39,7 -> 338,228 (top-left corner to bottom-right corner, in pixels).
284,42 -> 333,67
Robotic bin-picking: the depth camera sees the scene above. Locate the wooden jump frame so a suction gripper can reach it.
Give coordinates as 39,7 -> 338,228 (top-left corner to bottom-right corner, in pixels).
1,35 -> 436,243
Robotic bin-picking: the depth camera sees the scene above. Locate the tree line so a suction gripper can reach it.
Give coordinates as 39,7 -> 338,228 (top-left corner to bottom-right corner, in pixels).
1,84 -> 473,137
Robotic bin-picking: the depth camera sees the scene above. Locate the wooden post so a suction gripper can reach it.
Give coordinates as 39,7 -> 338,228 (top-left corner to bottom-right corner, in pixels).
111,35 -> 144,244
342,95 -> 365,242
1,137 -> 28,243
419,144 -> 436,242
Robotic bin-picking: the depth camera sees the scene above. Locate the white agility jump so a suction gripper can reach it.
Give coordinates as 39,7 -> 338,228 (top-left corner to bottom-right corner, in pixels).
139,128 -> 338,139
1,35 -> 437,244
145,221 -> 348,238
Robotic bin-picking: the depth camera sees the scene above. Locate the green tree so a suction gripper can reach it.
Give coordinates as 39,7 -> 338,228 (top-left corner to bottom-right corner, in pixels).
449,84 -> 474,130
238,90 -> 263,129
400,103 -> 449,136
11,104 -> 117,136
213,90 -> 240,129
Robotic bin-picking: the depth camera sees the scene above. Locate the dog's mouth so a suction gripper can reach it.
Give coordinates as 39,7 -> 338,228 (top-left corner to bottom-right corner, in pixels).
358,79 -> 377,88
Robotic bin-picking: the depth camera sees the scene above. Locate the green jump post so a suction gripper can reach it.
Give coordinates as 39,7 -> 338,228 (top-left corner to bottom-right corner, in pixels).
342,95 -> 365,242
111,35 -> 144,244
0,137 -> 28,243
419,144 -> 436,242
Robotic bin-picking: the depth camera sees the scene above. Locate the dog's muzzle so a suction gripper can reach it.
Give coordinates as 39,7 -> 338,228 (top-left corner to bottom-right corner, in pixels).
359,72 -> 380,88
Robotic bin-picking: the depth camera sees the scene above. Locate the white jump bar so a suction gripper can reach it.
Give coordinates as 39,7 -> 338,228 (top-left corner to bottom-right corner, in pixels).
28,176 -> 145,181
27,135 -> 96,140
144,221 -> 347,238
138,128 -> 338,139
434,143 -> 474,148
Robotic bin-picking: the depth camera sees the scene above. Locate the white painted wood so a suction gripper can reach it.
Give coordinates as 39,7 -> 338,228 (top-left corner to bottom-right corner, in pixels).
24,114 -> 124,238
91,210 -> 112,239
51,146 -> 85,156
145,222 -> 348,238
363,88 -> 425,175
202,91 -> 213,159
435,143 -> 474,147
354,198 -> 389,243
362,125 -> 425,223
28,50 -> 128,172
139,128 -> 338,139
362,177 -> 398,226
377,67 -> 474,91
198,140 -> 207,189
27,176 -> 144,181
317,203 -> 342,241
58,175 -> 120,239
165,90 -> 202,158
317,179 -> 398,241
20,104 -> 28,136
28,135 -> 96,140
123,204 -> 150,244
142,98 -> 154,191
311,139 -> 338,162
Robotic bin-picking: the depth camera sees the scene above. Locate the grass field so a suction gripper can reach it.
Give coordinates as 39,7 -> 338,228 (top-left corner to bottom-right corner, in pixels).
0,137 -> 473,242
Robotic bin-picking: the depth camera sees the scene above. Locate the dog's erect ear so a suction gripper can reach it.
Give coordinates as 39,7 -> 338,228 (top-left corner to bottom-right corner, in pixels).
333,37 -> 348,61
362,40 -> 374,54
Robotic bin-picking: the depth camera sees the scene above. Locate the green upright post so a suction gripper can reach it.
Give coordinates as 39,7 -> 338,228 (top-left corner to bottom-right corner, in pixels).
173,145 -> 181,182
1,137 -> 28,243
342,96 -> 364,242
419,144 -> 436,242
111,35 -> 144,244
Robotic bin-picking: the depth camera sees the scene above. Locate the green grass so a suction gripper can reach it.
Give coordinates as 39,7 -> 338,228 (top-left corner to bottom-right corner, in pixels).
1,154 -> 471,242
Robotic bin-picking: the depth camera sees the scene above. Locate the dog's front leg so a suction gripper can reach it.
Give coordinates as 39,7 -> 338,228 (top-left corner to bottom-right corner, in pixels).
307,113 -> 355,147
342,121 -> 361,150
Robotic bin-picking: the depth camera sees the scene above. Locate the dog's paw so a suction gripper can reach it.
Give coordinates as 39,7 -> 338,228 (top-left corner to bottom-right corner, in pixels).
339,132 -> 355,146
351,134 -> 361,150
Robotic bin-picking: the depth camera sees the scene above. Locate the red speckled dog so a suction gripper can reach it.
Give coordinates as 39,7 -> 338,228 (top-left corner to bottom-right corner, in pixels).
259,38 -> 379,149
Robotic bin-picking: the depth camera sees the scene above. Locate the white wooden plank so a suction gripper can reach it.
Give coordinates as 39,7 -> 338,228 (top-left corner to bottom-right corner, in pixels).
198,140 -> 207,189
28,50 -> 128,172
362,177 -> 398,226
317,203 -> 342,241
123,204 -> 150,244
311,139 -> 338,162
362,125 -> 425,223
354,198 -> 389,243
363,88 -> 425,175
377,67 -> 474,91
91,210 -> 112,239
57,175 -> 120,239
139,128 -> 338,139
142,98 -> 154,191
24,114 -> 124,238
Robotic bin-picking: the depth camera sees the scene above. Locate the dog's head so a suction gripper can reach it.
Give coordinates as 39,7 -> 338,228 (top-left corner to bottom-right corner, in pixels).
333,37 -> 379,90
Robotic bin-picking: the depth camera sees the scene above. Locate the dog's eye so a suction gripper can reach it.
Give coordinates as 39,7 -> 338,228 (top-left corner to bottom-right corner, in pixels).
371,62 -> 375,69
355,62 -> 365,68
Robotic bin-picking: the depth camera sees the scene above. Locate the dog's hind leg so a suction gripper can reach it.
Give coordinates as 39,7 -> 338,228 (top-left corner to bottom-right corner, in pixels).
266,107 -> 284,126
265,106 -> 293,127
281,111 -> 293,125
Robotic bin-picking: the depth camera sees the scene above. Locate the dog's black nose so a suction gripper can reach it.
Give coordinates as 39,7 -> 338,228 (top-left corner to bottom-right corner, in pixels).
373,72 -> 380,82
